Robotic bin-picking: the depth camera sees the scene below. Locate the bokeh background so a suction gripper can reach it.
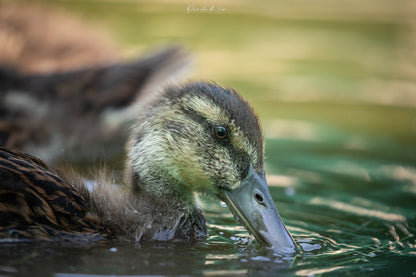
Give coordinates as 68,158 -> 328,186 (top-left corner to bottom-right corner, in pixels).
2,0 -> 415,147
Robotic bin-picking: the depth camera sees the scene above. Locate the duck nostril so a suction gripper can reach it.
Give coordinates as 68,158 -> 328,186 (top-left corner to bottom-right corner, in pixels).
255,193 -> 264,204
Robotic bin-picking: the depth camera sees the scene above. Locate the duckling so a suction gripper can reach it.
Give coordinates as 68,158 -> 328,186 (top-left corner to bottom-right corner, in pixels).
0,82 -> 297,253
0,47 -> 190,163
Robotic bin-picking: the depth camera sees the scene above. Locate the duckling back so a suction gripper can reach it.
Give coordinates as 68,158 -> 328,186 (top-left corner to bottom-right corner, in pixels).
0,148 -> 110,241
0,147 -> 207,242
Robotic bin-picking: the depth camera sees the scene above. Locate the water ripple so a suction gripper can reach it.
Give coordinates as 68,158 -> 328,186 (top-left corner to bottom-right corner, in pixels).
308,197 -> 406,222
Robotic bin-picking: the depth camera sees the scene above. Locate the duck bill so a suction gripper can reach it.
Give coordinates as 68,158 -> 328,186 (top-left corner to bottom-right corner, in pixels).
223,165 -> 297,253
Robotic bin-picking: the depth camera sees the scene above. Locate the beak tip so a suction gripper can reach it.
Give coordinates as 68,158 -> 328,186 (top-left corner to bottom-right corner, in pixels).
223,164 -> 298,254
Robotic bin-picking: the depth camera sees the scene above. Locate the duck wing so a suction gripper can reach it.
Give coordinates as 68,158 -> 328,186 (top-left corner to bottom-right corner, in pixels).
0,47 -> 190,162
0,147 -> 109,240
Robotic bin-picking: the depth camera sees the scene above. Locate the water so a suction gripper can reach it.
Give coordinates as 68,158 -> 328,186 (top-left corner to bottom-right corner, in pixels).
1,129 -> 415,276
1,125 -> 416,275
1,0 -> 416,276
264,133 -> 416,276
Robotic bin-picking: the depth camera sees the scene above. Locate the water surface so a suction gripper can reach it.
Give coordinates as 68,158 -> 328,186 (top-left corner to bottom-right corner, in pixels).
1,128 -> 415,276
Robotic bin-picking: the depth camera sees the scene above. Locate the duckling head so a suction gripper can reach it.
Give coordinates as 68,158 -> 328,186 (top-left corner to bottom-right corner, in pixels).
127,82 -> 297,253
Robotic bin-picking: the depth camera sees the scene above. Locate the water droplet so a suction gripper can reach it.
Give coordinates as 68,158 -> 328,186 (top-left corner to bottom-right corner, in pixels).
251,256 -> 271,262
299,242 -> 322,252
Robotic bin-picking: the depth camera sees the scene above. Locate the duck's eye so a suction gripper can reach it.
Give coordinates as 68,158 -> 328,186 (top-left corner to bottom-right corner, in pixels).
213,126 -> 228,140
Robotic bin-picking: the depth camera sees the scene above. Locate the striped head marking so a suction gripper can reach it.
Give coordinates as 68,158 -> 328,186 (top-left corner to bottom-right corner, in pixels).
128,82 -> 264,197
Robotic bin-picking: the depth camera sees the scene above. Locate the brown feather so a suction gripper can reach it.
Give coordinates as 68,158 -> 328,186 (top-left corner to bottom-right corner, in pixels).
0,148 -> 111,241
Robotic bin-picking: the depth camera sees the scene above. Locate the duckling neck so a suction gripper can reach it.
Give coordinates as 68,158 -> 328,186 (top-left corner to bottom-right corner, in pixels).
128,172 -> 208,242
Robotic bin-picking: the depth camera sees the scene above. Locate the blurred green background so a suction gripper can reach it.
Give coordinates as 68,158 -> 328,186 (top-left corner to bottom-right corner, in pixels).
32,0 -> 416,185
1,0 -> 415,151
7,0 -> 415,146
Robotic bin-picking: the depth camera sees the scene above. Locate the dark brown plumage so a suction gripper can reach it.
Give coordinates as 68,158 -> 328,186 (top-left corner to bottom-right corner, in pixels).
0,148 -> 109,241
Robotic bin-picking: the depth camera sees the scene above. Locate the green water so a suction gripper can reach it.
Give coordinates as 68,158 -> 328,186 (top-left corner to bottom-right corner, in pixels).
1,0 -> 416,276
1,132 -> 415,276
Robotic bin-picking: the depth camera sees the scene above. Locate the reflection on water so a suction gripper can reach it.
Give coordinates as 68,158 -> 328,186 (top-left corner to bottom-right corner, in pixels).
1,104 -> 415,276
263,119 -> 416,275
1,144 -> 415,276
308,197 -> 406,222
